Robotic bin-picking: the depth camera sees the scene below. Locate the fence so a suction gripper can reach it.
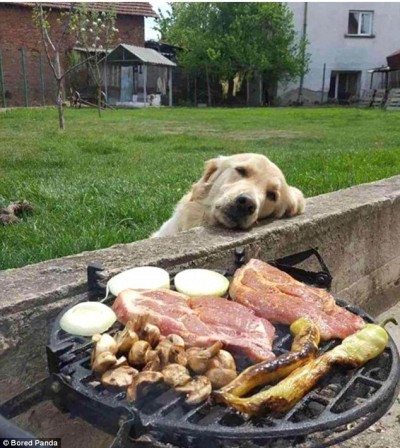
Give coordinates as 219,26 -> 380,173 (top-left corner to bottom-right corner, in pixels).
0,47 -> 60,108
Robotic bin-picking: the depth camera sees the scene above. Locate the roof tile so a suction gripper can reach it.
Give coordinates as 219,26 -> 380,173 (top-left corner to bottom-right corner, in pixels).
13,2 -> 157,18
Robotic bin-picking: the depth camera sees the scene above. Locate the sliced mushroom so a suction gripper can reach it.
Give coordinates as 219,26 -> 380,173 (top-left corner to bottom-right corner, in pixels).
176,376 -> 212,405
115,322 -> 139,354
128,340 -> 151,366
101,365 -> 139,388
92,351 -> 117,374
143,350 -> 161,371
91,333 -> 118,366
186,341 -> 223,374
162,364 -> 191,388
208,350 -> 236,371
126,371 -> 164,402
206,368 -> 237,390
141,323 -> 161,348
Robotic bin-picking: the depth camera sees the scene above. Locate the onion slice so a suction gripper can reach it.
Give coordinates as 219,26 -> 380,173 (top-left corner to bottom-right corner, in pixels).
174,269 -> 229,297
106,266 -> 170,297
60,302 -> 117,336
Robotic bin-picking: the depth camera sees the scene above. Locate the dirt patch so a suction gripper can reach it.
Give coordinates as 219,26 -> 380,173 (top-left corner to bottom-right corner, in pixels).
159,126 -> 305,140
222,129 -> 306,140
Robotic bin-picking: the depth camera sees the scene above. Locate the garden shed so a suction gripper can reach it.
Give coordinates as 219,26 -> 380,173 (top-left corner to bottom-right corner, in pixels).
105,43 -> 176,107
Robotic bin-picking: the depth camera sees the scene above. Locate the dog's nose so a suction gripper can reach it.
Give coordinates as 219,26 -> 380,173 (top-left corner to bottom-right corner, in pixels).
235,195 -> 256,216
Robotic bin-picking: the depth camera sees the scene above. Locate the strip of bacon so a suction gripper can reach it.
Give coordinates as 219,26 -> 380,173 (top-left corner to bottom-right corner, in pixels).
230,259 -> 365,340
112,289 -> 275,361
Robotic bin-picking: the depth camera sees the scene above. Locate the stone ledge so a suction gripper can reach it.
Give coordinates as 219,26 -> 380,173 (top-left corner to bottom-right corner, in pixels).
1,175 -> 400,313
1,175 -> 400,399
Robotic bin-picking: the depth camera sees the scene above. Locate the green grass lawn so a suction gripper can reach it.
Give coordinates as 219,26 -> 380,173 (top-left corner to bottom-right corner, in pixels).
1,106 -> 400,271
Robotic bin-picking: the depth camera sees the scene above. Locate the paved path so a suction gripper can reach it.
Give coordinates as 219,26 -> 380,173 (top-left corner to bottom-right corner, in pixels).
339,301 -> 400,448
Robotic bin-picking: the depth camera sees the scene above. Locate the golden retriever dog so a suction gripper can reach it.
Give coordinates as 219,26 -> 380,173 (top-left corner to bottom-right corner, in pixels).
152,153 -> 305,237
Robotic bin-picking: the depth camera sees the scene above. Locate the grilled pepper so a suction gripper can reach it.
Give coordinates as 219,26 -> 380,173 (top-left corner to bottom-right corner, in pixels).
217,318 -> 320,397
216,322 -> 390,416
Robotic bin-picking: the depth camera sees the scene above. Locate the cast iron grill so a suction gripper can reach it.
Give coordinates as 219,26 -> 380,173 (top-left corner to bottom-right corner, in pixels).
2,249 -> 399,448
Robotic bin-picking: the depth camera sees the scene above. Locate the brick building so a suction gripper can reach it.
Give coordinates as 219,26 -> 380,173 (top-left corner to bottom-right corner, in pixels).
0,2 -> 156,107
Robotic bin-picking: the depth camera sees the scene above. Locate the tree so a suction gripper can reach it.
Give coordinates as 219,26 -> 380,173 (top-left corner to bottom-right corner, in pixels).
33,3 -> 118,129
70,4 -> 119,117
157,2 -> 309,105
157,3 -> 218,106
33,3 -> 76,129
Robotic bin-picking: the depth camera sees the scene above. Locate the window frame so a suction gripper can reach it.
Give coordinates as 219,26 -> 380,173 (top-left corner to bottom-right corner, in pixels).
347,10 -> 374,36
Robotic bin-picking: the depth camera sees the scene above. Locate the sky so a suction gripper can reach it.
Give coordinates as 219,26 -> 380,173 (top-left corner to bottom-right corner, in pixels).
145,1 -> 171,41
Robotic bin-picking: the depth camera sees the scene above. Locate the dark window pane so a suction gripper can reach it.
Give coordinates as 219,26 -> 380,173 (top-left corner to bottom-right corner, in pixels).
348,12 -> 359,34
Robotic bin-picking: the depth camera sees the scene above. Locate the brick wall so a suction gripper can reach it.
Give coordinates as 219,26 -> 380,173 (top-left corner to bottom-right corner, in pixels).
0,4 -> 145,107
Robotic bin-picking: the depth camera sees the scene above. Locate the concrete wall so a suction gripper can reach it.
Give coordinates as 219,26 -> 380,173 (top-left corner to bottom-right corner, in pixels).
1,176 -> 400,401
279,2 -> 400,104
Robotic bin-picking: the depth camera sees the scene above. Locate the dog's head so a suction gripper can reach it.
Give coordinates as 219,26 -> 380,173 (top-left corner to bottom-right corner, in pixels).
190,153 -> 305,230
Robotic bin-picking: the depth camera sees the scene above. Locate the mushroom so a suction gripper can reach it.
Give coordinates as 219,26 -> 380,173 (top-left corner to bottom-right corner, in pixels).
128,340 -> 151,366
162,364 -> 191,388
92,351 -> 117,374
113,356 -> 129,369
131,314 -> 149,334
143,350 -> 161,371
115,322 -> 139,354
156,339 -> 173,366
167,334 -> 185,348
141,323 -> 161,348
206,368 -> 237,390
126,371 -> 164,401
208,350 -> 236,371
186,341 -> 223,374
176,376 -> 212,405
91,333 -> 118,367
101,365 -> 139,388
170,344 -> 188,367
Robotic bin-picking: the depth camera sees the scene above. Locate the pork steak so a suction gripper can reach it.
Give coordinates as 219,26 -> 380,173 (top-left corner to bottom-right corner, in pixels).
112,289 -> 275,361
230,259 -> 365,340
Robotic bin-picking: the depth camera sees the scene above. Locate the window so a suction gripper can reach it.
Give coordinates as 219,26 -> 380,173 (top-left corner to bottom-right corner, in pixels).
348,11 -> 373,35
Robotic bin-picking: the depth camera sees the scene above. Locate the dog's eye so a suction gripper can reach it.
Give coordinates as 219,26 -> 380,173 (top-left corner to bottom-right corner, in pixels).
266,191 -> 277,202
235,167 -> 248,177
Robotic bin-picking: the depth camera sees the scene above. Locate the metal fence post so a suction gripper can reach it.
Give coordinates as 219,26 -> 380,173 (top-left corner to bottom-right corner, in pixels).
40,53 -> 45,106
20,47 -> 29,107
0,48 -> 6,108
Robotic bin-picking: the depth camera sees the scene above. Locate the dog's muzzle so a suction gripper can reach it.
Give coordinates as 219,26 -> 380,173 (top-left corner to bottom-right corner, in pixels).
222,194 -> 257,228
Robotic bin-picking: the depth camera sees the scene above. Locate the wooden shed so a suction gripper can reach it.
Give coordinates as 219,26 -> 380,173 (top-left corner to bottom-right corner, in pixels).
105,44 -> 176,107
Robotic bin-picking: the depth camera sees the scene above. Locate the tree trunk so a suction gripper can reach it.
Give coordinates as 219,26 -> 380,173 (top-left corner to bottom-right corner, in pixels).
54,52 -> 65,130
227,78 -> 234,106
246,76 -> 250,107
194,76 -> 197,106
57,82 -> 65,130
97,86 -> 102,118
205,65 -> 212,107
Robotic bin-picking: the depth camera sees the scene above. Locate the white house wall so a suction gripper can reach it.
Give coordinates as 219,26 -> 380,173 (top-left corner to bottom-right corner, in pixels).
279,2 -> 400,104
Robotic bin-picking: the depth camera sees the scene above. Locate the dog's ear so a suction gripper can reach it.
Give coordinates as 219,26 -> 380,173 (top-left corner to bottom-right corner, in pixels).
201,158 -> 220,183
189,158 -> 223,201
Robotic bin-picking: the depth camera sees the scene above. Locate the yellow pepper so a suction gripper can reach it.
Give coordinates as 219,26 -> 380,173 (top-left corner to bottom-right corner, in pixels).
216,320 -> 392,416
